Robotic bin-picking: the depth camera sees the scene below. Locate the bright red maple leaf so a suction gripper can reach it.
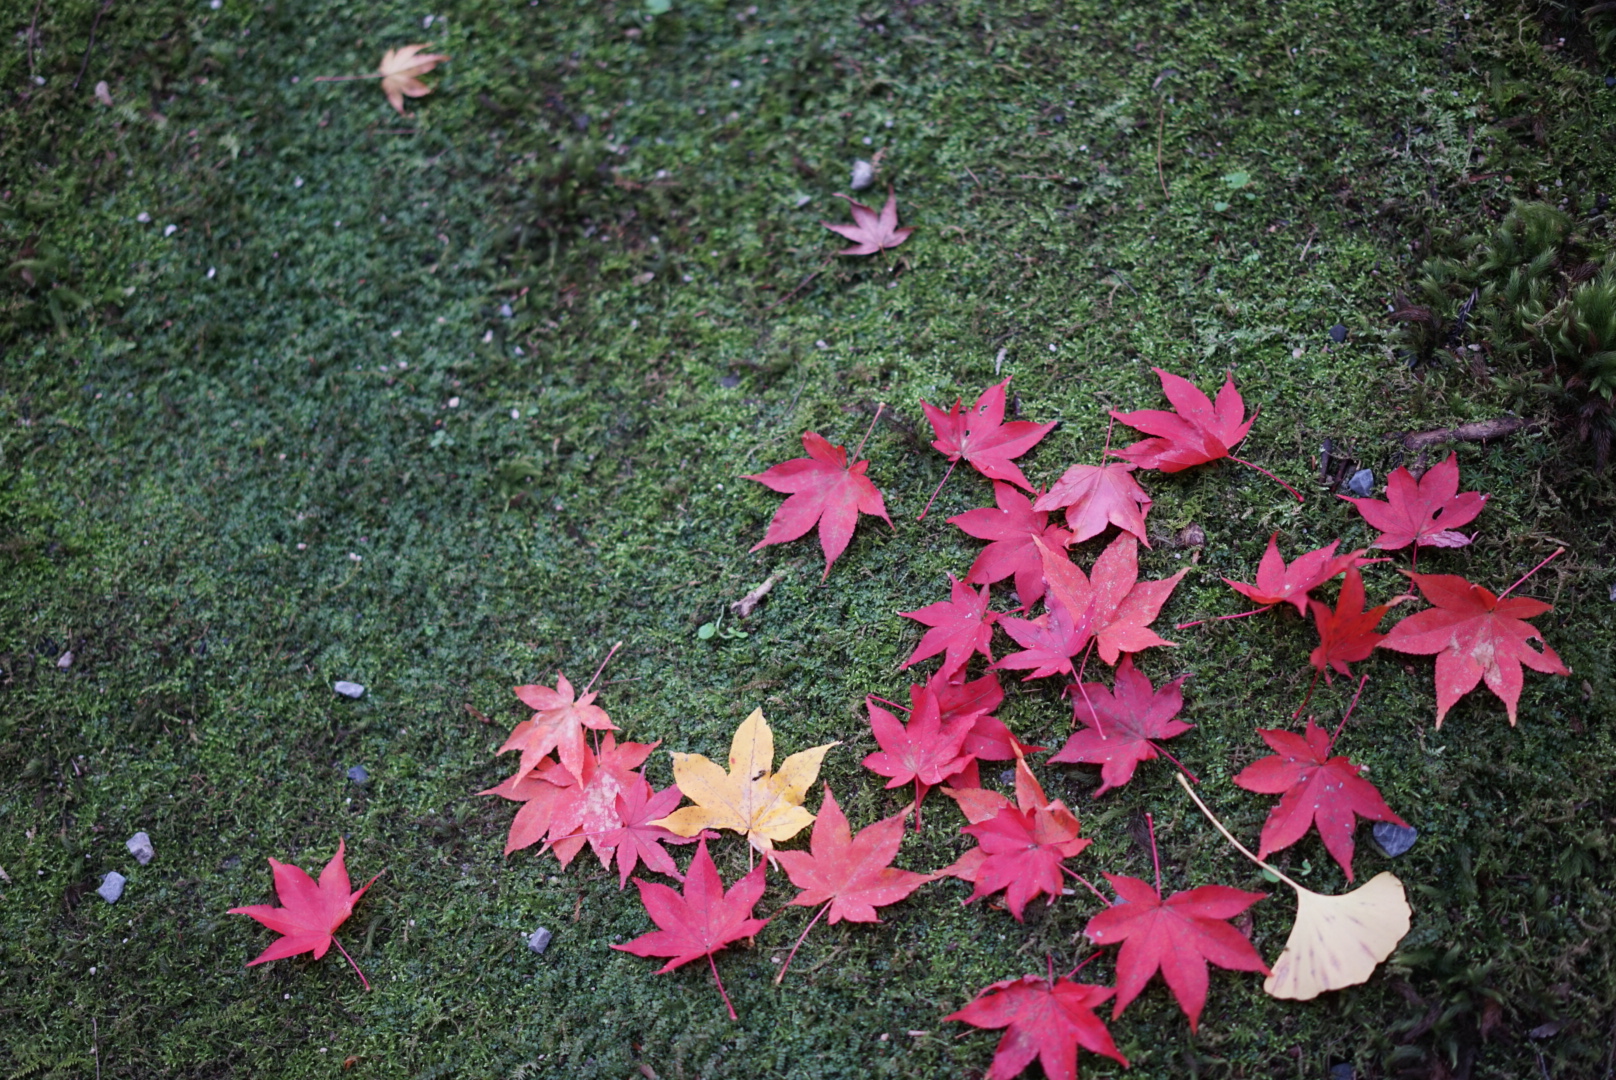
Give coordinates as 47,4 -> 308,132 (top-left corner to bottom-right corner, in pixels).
1309,567 -> 1403,683
863,685 -> 974,820
1110,367 -> 1254,472
948,482 -> 1073,607
1033,461 -> 1153,546
776,786 -> 934,922
820,187 -> 914,256
994,598 -> 1090,681
595,776 -> 706,888
1233,716 -> 1406,880
1049,655 -> 1193,795
479,756 -> 576,856
1083,873 -> 1268,1032
1223,533 -> 1372,616
928,668 -> 1045,761
503,672 -> 618,782
1341,453 -> 1487,552
744,430 -> 893,579
1379,571 -> 1569,726
945,973 -> 1128,1080
1082,533 -> 1189,665
611,837 -> 770,1020
228,838 -> 381,990
922,378 -> 1057,492
899,575 -> 998,680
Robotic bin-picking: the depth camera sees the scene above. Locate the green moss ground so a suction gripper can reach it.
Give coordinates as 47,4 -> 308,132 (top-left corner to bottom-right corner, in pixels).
3,0 -> 1615,1076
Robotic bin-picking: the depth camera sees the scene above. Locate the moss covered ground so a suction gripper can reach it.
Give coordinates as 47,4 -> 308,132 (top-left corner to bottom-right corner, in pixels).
3,0 -> 1615,1076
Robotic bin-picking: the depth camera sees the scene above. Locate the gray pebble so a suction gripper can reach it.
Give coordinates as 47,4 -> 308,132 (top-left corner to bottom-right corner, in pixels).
1372,821 -> 1419,858
1328,1064 -> 1355,1080
499,303 -> 513,318
527,926 -> 553,954
98,871 -> 126,903
1608,581 -> 1615,602
334,681 -> 365,699
346,764 -> 369,784
1346,468 -> 1375,498
997,769 -> 1017,786
56,651 -> 73,670
125,831 -> 154,866
1329,323 -> 1348,343
850,159 -> 875,191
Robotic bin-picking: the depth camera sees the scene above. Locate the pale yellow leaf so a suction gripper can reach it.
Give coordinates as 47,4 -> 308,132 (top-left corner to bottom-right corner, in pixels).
653,707 -> 836,854
377,44 -> 448,116
1263,872 -> 1412,1000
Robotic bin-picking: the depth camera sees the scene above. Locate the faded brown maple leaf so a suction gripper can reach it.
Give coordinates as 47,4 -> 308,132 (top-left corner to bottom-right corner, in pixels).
378,44 -> 448,115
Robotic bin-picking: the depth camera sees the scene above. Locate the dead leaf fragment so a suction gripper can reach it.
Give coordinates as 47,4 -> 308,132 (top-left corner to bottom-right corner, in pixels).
1264,873 -> 1411,1000
378,44 -> 448,115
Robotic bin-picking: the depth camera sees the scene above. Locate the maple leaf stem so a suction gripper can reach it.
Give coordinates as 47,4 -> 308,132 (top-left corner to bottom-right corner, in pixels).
1174,604 -> 1274,630
773,900 -> 832,986
708,951 -> 739,1020
1099,414 -> 1115,463
1329,673 -> 1370,747
1060,865 -> 1111,905
1065,949 -> 1105,979
1291,669 -> 1320,721
1227,456 -> 1304,503
1071,642 -> 1102,738
1146,812 -> 1162,894
853,402 -> 885,461
1497,546 -> 1565,600
914,779 -> 923,832
867,694 -> 911,713
1175,773 -> 1300,891
330,937 -> 371,992
311,73 -> 387,82
916,458 -> 958,521
581,640 -> 624,695
1149,741 -> 1200,788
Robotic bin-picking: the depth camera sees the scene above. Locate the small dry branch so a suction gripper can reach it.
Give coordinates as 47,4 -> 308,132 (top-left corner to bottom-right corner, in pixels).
1389,416 -> 1538,451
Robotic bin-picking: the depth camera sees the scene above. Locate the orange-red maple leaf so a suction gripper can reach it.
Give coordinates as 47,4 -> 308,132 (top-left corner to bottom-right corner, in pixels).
502,673 -> 618,781
1110,368 -> 1254,472
820,187 -> 914,255
1223,533 -> 1372,617
1033,461 -> 1153,546
228,838 -> 380,989
775,786 -> 933,923
922,378 -> 1057,492
1341,453 -> 1486,551
1379,571 -> 1569,726
1049,655 -> 1193,796
1083,873 -> 1268,1032
899,575 -> 998,680
945,973 -> 1128,1080
744,431 -> 892,579
1308,567 -> 1404,683
949,482 -> 1073,607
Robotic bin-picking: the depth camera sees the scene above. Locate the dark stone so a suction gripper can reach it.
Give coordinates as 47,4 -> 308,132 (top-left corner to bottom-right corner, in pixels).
1372,821 -> 1418,858
1329,323 -> 1348,343
1328,1064 -> 1355,1080
719,374 -> 740,389
1346,468 -> 1374,498
346,765 -> 369,784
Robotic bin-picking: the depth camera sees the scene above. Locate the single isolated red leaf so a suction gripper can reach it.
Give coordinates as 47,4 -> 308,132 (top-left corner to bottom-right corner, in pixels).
1223,533 -> 1372,617
744,431 -> 893,579
1033,461 -> 1153,546
1341,453 -> 1487,551
899,575 -> 998,680
928,668 -> 1045,761
228,838 -> 381,989
1049,654 -> 1193,795
1110,367 -> 1254,472
949,482 -> 1073,607
820,187 -> 914,256
862,685 -> 975,816
611,837 -> 770,1020
1309,567 -> 1404,683
1083,873 -> 1268,1032
1379,571 -> 1569,726
1233,717 -> 1407,881
775,786 -> 934,923
946,974 -> 1128,1080
922,378 -> 1057,492
503,672 -> 618,782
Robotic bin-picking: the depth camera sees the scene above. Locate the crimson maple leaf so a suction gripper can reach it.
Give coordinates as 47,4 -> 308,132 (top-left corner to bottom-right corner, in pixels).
1233,717 -> 1407,880
862,685 -> 974,822
1223,532 -> 1372,616
994,597 -> 1090,681
1083,873 -> 1268,1032
502,672 -> 618,781
228,838 -> 381,990
948,482 -> 1073,607
1049,654 -> 1193,795
820,187 -> 914,256
928,668 -> 1045,761
611,837 -> 770,1020
1033,461 -> 1153,546
945,973 -> 1128,1080
1309,567 -> 1404,683
899,575 -> 998,679
921,378 -> 1057,492
1379,571 -> 1569,726
479,756 -> 576,856
1341,453 -> 1486,552
595,776 -> 706,888
744,431 -> 893,579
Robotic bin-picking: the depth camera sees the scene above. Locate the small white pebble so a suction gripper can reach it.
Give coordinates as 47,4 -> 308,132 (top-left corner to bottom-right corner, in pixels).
682,274 -> 693,282
296,543 -> 307,550
164,224 -> 177,237
510,409 -> 520,420
348,552 -> 362,562
448,396 -> 460,408
90,967 -> 97,974
397,360 -> 407,369
136,212 -> 151,223
293,177 -> 304,188
391,329 -> 401,337
284,993 -> 291,1000
1048,343 -> 1057,352
206,267 -> 216,279
334,220 -> 342,228
482,330 -> 494,343
730,79 -> 741,88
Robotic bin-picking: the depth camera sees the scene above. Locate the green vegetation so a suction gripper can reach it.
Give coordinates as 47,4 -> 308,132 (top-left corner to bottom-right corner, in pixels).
3,0 -> 1614,1077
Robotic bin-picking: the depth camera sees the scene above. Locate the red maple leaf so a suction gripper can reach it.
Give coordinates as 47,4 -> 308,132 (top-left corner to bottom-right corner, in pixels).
1223,532 -> 1372,616
611,837 -> 770,1020
1379,571 -> 1569,726
820,187 -> 914,256
1048,654 -> 1193,795
1033,461 -> 1153,546
228,838 -> 381,990
1341,453 -> 1487,552
1083,873 -> 1268,1032
1233,716 -> 1407,880
948,482 -> 1073,607
863,685 -> 975,820
994,598 -> 1090,681
1309,567 -> 1404,683
593,776 -> 706,888
928,668 -> 1045,761
744,430 -> 893,579
502,672 -> 619,781
899,575 -> 998,680
921,378 -> 1057,492
945,973 -> 1128,1080
479,756 -> 577,856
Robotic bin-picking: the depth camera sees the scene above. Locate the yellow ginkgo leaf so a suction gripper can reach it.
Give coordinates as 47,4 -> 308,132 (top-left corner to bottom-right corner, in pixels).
1263,872 -> 1411,1000
378,44 -> 448,116
652,708 -> 836,854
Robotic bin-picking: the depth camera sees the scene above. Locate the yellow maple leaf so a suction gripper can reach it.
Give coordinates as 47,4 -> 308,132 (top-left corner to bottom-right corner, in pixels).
653,708 -> 836,854
377,44 -> 448,116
